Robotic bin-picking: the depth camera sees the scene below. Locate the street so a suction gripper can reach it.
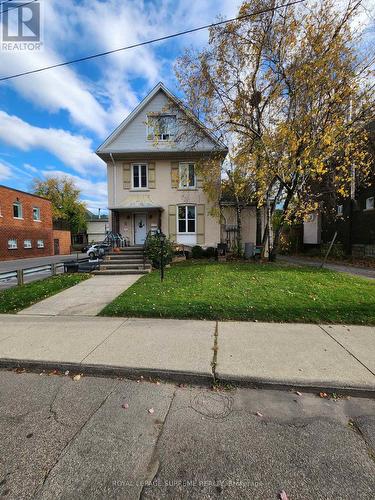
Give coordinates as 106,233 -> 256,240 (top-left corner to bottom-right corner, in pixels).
0,254 -> 88,290
0,370 -> 374,499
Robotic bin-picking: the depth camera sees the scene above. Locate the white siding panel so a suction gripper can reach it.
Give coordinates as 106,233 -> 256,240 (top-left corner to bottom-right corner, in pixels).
108,90 -> 216,152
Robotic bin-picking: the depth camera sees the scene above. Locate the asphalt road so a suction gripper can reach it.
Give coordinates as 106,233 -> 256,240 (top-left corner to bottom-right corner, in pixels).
0,254 -> 87,273
0,254 -> 88,290
0,371 -> 374,499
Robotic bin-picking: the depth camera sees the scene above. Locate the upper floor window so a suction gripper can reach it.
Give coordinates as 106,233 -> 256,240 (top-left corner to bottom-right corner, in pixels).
24,239 -> 32,249
179,163 -> 196,189
365,197 -> 374,210
13,201 -> 23,219
33,207 -> 41,221
147,114 -> 176,141
132,164 -> 148,189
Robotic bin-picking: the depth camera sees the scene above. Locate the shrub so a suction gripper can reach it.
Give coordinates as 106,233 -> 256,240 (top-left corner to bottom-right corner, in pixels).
192,245 -> 205,258
145,234 -> 174,268
205,246 -> 216,258
320,242 -> 346,259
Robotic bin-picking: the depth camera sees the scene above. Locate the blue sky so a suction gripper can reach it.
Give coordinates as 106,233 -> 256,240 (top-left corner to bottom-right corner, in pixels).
0,0 -> 374,214
0,0 -> 239,213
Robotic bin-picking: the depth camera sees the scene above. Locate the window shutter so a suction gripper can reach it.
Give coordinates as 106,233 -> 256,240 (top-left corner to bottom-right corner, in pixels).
148,162 -> 156,189
123,163 -> 131,189
196,174 -> 204,188
171,162 -> 179,188
197,204 -> 205,245
168,205 -> 177,241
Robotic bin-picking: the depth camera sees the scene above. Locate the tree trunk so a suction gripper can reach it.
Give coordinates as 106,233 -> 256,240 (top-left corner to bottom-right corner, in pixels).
269,189 -> 294,261
236,204 -> 242,257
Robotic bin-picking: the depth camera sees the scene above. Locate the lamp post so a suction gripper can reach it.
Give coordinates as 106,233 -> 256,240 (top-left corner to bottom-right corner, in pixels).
159,231 -> 166,282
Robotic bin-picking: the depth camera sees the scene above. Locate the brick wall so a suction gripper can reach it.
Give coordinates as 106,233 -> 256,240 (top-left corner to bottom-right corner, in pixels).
0,186 -> 54,260
52,229 -> 71,255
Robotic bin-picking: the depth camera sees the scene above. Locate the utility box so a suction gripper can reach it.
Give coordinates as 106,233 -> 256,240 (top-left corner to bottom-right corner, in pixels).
303,213 -> 321,244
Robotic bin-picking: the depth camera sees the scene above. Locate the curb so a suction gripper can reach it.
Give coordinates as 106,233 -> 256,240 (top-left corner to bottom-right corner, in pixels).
1,358 -> 375,398
0,359 -> 214,386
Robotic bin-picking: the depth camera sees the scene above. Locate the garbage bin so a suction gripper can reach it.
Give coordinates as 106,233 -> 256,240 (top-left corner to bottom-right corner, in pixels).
64,261 -> 79,273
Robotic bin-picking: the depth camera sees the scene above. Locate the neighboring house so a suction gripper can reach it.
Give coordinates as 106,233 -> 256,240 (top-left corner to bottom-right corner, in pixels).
96,82 -> 228,247
0,185 -> 70,260
86,210 -> 109,243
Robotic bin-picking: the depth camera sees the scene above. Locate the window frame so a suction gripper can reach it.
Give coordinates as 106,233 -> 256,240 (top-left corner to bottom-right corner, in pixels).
131,163 -> 148,190
13,201 -> 23,219
32,207 -> 41,221
37,239 -> 45,249
147,114 -> 177,141
179,162 -> 196,189
177,205 -> 196,234
24,239 -> 32,249
8,239 -> 17,250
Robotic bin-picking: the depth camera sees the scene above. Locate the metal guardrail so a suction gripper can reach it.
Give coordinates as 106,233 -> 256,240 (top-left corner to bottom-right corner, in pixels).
0,258 -> 89,287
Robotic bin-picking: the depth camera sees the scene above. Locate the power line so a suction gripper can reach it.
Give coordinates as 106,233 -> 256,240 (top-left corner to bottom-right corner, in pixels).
0,0 -> 306,82
1,0 -> 37,15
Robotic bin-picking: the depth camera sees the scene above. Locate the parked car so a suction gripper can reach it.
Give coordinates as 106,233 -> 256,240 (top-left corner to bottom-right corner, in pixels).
87,243 -> 110,260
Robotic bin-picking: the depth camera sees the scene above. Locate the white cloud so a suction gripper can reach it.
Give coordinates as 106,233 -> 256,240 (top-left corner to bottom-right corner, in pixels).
23,163 -> 39,173
0,111 -> 105,176
0,162 -> 11,181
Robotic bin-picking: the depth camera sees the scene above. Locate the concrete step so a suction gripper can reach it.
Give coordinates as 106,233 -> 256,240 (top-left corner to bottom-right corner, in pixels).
93,269 -> 150,275
103,260 -> 147,265
106,253 -> 144,259
100,263 -> 151,270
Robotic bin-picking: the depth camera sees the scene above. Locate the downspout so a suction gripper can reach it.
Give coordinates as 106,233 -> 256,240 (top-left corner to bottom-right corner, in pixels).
110,153 -> 117,232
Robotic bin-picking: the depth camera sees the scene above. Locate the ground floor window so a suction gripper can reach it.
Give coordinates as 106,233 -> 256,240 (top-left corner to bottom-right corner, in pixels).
8,239 -> 17,249
24,240 -> 32,249
37,240 -> 45,248
178,205 -> 196,233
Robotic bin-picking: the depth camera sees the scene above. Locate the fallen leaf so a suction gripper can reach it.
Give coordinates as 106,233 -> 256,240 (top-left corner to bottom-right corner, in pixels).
64,370 -> 70,376
122,403 -> 129,410
255,411 -> 263,417
279,490 -> 289,500
319,392 -> 328,398
148,408 -> 155,414
73,374 -> 81,382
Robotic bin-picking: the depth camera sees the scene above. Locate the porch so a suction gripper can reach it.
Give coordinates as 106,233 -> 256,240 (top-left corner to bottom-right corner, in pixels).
110,205 -> 163,246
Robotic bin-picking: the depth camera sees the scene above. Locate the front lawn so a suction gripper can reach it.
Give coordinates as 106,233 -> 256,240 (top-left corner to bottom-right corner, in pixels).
0,273 -> 91,314
100,262 -> 375,324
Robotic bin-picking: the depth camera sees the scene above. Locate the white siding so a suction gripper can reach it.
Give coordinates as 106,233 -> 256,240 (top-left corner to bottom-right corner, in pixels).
107,90 -> 216,153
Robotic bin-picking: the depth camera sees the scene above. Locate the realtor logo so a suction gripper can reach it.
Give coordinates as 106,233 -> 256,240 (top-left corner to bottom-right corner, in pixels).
1,1 -> 43,51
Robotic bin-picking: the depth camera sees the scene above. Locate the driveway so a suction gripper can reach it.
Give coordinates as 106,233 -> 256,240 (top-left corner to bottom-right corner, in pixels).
279,255 -> 375,279
0,253 -> 88,273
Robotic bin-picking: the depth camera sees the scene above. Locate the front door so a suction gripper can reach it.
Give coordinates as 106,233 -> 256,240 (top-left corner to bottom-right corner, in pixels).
134,213 -> 147,245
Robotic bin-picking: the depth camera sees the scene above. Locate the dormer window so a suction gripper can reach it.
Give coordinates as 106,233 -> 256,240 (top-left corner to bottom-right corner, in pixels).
147,114 -> 176,141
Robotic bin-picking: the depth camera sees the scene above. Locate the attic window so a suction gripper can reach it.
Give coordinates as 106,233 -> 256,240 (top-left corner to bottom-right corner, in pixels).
147,114 -> 176,141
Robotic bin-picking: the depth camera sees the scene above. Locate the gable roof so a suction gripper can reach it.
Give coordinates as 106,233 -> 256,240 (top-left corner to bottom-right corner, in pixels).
96,82 -> 227,154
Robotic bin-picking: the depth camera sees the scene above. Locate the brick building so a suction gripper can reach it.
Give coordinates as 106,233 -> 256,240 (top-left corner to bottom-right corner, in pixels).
0,185 -> 55,260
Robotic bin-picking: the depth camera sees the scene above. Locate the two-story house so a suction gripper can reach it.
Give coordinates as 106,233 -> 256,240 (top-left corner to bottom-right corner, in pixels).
96,82 -> 228,248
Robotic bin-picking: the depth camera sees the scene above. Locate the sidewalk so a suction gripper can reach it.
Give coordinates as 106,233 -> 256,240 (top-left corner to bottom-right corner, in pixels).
0,315 -> 374,394
279,255 -> 375,279
18,275 -> 142,316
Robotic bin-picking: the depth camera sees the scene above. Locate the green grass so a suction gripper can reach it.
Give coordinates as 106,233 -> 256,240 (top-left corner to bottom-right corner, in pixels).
0,273 -> 91,314
100,261 -> 375,324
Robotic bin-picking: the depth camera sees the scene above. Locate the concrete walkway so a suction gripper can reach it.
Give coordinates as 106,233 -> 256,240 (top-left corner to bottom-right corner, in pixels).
279,255 -> 375,279
18,275 -> 142,316
0,315 -> 374,394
